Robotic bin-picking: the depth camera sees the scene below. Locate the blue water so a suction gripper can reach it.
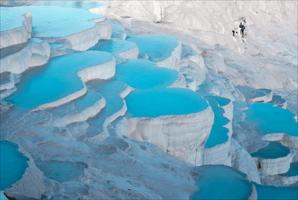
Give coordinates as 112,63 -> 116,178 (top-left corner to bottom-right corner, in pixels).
282,162 -> 298,177
0,141 -> 28,190
127,35 -> 178,62
255,184 -> 298,200
251,142 -> 290,159
190,165 -> 252,200
92,39 -> 137,55
0,6 -> 103,37
126,88 -> 208,118
116,59 -> 178,89
87,80 -> 127,136
246,103 -> 298,136
0,7 -> 24,31
36,160 -> 86,182
6,51 -> 113,109
204,96 -> 230,148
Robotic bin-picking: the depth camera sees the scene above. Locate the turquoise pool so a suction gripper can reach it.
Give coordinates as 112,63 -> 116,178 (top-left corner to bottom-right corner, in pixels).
282,162 -> 298,177
204,96 -> 230,148
92,39 -> 137,56
255,184 -> 298,200
0,6 -> 103,37
0,141 -> 28,190
251,142 -> 290,159
126,88 -> 208,118
36,160 -> 86,182
245,103 -> 298,136
116,59 -> 178,89
87,80 -> 127,136
190,165 -> 252,200
6,51 -> 113,109
127,35 -> 178,61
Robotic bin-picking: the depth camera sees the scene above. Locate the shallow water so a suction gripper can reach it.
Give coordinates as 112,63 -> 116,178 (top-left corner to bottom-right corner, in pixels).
190,165 -> 252,200
0,6 -> 103,37
282,162 -> 298,177
255,184 -> 298,200
92,39 -> 137,55
126,88 -> 208,118
0,141 -> 28,190
87,80 -> 127,136
204,96 -> 230,148
6,51 -> 113,109
251,142 -> 290,159
127,35 -> 178,62
246,103 -> 298,136
36,160 -> 86,182
116,59 -> 177,89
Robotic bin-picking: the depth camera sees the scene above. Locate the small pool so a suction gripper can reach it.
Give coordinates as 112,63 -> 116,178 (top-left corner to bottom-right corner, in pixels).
190,165 -> 252,200
0,6 -> 103,37
251,142 -> 290,159
281,162 -> 298,177
87,80 -> 127,136
255,184 -> 298,200
110,20 -> 126,39
245,103 -> 298,136
204,96 -> 230,148
92,39 -> 137,56
116,59 -> 178,89
0,141 -> 28,190
126,88 -> 208,118
6,51 -> 113,109
36,160 -> 86,182
127,34 -> 178,61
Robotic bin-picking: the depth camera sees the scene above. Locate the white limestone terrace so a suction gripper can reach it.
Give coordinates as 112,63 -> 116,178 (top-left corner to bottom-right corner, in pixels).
118,88 -> 213,166
0,5 -> 112,53
49,89 -> 106,128
251,142 -> 294,176
5,51 -> 115,111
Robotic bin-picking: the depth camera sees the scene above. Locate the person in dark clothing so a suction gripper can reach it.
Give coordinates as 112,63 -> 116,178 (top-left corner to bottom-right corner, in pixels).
239,22 -> 246,38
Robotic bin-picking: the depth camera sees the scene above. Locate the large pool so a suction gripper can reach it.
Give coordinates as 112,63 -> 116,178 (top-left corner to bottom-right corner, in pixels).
127,35 -> 178,61
204,96 -> 230,148
116,59 -> 178,89
255,184 -> 298,200
0,6 -> 103,37
33,0 -> 104,10
0,141 -> 28,190
6,51 -> 113,110
126,88 -> 208,118
251,142 -> 290,159
36,160 -> 86,182
245,103 -> 298,136
190,165 -> 252,200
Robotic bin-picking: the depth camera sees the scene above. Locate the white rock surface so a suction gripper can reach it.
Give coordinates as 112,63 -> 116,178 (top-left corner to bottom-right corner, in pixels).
118,107 -> 213,166
254,153 -> 294,176
0,39 -> 50,74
